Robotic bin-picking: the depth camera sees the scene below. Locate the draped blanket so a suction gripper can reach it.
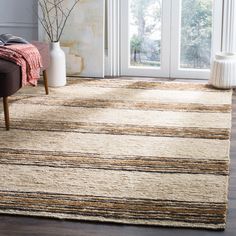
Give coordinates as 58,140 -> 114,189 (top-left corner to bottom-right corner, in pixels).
0,44 -> 42,86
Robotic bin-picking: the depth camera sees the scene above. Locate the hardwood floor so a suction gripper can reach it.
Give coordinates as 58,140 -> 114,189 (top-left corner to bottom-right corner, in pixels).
0,79 -> 235,236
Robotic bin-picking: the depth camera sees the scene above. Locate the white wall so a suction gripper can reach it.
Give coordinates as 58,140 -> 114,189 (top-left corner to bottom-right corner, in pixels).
0,0 -> 38,41
39,0 -> 105,78
61,0 -> 105,77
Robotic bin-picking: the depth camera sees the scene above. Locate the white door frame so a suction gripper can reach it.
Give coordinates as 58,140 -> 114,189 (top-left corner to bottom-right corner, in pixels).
106,0 -> 224,79
170,0 -> 223,79
120,0 -> 171,77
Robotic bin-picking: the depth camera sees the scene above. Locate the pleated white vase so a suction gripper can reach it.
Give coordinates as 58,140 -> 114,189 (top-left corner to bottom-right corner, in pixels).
209,52 -> 236,89
47,42 -> 66,87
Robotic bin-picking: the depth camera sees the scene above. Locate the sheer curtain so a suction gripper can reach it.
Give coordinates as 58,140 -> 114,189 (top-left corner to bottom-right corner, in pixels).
222,0 -> 236,53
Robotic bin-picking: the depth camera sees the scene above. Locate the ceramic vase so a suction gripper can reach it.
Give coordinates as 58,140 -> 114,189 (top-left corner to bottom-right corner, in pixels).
47,42 -> 66,87
209,52 -> 236,89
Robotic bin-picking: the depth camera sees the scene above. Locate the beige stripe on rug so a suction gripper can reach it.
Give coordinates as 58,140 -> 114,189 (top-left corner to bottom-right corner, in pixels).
0,79 -> 232,230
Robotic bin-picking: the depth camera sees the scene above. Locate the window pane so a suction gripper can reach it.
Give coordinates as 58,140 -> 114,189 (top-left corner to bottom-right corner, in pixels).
129,0 -> 162,68
180,0 -> 213,69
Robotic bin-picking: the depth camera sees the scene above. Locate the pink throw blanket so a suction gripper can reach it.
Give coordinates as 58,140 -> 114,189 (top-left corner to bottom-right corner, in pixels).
0,44 -> 42,86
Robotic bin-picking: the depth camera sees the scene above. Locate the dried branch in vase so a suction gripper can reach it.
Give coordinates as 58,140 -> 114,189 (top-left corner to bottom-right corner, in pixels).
38,0 -> 80,42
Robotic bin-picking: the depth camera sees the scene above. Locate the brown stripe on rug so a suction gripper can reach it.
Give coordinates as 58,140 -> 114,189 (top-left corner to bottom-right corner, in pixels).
0,119 -> 230,140
0,103 -> 231,140
0,149 -> 229,175
67,78 -> 230,92
0,79 -> 232,230
0,191 -> 227,228
9,96 -> 232,113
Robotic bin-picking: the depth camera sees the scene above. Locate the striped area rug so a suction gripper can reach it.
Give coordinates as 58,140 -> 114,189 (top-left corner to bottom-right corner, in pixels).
0,79 -> 232,230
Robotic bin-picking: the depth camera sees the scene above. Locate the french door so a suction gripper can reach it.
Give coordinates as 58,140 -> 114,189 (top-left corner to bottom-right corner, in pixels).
120,0 -> 222,79
120,0 -> 171,77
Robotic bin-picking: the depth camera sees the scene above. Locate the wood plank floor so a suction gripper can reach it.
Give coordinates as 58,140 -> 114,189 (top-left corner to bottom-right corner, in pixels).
0,78 -> 235,236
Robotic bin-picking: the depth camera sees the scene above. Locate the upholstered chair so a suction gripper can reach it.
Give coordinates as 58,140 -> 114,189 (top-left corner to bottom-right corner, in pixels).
0,41 -> 50,130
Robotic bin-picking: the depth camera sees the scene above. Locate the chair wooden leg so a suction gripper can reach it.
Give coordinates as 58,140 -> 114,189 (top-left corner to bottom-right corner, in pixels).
3,97 -> 10,131
43,70 -> 49,95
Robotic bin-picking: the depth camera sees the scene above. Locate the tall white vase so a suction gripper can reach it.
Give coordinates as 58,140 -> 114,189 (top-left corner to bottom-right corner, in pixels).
47,42 -> 66,87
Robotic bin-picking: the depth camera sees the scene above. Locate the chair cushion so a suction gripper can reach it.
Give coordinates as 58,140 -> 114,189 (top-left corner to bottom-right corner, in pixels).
0,59 -> 21,97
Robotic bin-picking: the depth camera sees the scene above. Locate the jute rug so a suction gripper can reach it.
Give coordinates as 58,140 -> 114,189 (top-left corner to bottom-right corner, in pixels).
0,79 -> 232,230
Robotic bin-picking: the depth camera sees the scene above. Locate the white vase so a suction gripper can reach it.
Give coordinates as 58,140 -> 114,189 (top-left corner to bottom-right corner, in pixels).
209,52 -> 236,89
47,42 -> 66,87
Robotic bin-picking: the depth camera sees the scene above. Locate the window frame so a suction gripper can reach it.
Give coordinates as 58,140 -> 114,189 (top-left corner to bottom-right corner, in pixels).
120,0 -> 172,77
106,0 -> 224,79
170,0 -> 223,79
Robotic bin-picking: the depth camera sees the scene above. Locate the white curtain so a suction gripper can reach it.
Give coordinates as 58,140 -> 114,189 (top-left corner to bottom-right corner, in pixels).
222,0 -> 236,52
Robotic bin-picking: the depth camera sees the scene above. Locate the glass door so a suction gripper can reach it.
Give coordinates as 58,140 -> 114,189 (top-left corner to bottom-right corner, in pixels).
120,0 -> 222,79
170,0 -> 222,79
120,0 -> 171,77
